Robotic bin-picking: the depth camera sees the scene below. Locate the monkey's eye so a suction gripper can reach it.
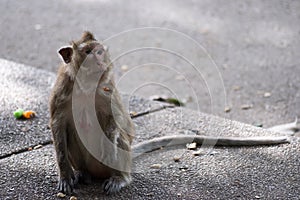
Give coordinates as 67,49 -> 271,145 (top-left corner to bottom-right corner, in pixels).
96,49 -> 103,55
85,49 -> 92,54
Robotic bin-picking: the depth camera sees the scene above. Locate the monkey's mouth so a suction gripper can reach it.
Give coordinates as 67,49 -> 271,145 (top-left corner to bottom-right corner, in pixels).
80,59 -> 107,74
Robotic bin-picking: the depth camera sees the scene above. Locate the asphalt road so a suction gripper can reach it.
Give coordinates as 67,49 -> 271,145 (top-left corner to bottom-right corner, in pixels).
1,0 -> 299,127
1,2 -> 300,199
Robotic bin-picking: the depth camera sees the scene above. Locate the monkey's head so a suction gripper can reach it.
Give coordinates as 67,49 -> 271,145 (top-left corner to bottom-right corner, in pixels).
58,31 -> 111,78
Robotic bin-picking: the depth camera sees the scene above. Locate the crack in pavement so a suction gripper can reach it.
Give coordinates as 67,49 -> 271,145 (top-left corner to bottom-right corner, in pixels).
0,104 -> 174,159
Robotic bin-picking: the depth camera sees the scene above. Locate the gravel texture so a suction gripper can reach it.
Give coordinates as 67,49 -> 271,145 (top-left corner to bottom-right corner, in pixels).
0,60 -> 299,199
1,1 -> 300,198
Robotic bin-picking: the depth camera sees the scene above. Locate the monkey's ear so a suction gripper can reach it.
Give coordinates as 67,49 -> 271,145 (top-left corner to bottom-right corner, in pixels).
82,31 -> 96,42
58,46 -> 73,64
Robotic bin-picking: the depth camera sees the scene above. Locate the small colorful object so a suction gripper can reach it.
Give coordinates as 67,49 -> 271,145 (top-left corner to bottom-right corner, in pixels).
13,109 -> 36,119
13,108 -> 24,119
23,110 -> 36,119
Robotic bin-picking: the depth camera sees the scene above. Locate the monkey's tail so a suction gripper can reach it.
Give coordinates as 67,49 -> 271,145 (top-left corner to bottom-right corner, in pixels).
132,135 -> 289,158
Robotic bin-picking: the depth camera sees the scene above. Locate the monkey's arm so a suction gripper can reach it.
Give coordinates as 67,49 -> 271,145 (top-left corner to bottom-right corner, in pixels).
132,135 -> 289,158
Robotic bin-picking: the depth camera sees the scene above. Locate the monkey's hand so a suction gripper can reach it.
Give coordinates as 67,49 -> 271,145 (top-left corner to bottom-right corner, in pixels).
58,171 -> 75,195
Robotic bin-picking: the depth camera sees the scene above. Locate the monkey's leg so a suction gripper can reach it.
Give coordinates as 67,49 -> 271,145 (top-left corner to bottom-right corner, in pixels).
74,170 -> 92,186
51,119 -> 75,194
66,125 -> 92,187
69,150 -> 91,187
102,131 -> 132,194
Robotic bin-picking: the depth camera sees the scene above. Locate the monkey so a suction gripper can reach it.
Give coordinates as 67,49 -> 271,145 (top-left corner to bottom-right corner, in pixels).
50,31 -> 135,195
49,31 -> 289,195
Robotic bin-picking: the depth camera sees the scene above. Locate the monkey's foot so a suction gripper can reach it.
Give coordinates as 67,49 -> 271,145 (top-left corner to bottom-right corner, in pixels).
103,176 -> 129,194
58,177 -> 74,195
74,170 -> 92,186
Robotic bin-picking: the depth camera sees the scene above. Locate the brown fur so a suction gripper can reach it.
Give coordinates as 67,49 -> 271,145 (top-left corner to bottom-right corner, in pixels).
49,31 -> 134,194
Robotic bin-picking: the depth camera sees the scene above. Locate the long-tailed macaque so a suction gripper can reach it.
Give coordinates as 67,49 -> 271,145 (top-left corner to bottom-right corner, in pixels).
49,31 -> 289,195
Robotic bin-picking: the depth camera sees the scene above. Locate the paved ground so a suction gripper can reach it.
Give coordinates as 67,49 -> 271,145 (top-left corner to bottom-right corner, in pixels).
0,60 -> 299,199
0,0 -> 299,127
1,1 -> 300,199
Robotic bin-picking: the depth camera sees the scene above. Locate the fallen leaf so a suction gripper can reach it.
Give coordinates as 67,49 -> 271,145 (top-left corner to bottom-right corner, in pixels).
152,96 -> 185,107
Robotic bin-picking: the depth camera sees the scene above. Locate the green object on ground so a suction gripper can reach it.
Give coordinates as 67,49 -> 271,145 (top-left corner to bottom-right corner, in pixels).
165,98 -> 185,107
13,108 -> 24,119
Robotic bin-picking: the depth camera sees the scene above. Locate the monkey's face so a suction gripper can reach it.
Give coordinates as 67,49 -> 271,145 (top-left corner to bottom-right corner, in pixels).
77,42 -> 109,74
58,32 -> 110,76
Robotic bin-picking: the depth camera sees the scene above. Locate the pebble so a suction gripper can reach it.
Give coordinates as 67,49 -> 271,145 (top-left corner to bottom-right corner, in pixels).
130,111 -> 137,117
253,123 -> 263,127
179,165 -> 189,170
56,192 -> 66,198
21,127 -> 29,132
173,156 -> 181,162
175,75 -> 185,80
209,151 -> 218,155
121,65 -> 128,71
264,92 -> 271,98
224,106 -> 231,113
192,150 -> 203,156
34,24 -> 42,30
233,85 -> 242,91
186,142 -> 197,150
33,144 -> 43,150
241,104 -> 252,110
150,164 -> 162,169
146,192 -> 154,196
